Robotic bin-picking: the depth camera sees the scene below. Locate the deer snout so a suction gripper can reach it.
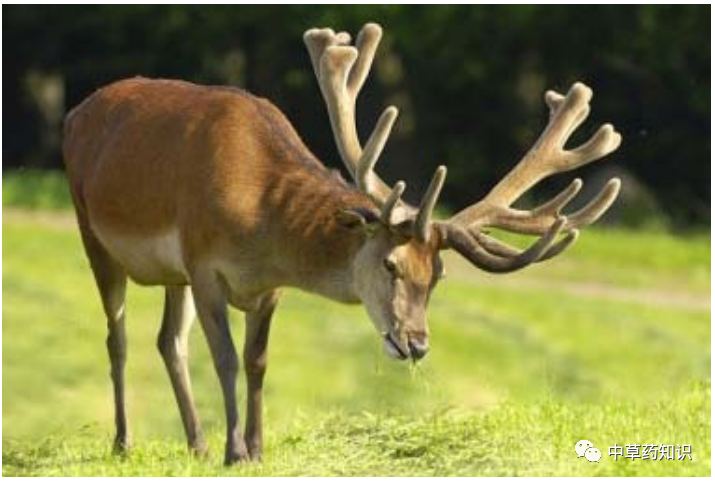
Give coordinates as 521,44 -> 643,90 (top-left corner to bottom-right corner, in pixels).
407,331 -> 429,360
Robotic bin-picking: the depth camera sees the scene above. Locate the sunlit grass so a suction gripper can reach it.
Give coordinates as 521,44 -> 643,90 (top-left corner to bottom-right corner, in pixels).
3,391 -> 709,476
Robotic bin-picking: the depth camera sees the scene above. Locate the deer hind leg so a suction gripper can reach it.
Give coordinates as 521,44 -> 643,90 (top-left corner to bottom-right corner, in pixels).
157,285 -> 208,456
77,223 -> 130,453
243,290 -> 279,461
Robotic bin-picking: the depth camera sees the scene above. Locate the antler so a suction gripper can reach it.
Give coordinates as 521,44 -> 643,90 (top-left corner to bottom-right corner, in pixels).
437,82 -> 621,272
304,24 -> 445,238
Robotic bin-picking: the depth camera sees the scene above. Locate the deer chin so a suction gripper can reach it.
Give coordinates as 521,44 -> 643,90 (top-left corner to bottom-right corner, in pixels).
383,332 -> 409,360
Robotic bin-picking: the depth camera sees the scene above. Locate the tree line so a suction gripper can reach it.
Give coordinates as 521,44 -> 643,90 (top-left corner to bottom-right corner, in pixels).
3,5 -> 709,227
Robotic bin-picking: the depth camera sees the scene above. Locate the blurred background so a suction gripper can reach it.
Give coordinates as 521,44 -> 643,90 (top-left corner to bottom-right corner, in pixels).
2,5 -> 710,476
2,4 -> 710,228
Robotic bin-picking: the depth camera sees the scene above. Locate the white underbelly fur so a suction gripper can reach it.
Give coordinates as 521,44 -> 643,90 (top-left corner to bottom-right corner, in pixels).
92,225 -> 189,285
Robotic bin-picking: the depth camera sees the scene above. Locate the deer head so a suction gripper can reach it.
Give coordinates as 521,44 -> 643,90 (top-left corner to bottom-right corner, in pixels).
304,24 -> 621,361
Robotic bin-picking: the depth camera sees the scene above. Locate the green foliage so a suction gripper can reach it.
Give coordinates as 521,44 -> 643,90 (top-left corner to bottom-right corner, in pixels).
2,5 -> 710,226
2,169 -> 72,210
2,205 -> 710,475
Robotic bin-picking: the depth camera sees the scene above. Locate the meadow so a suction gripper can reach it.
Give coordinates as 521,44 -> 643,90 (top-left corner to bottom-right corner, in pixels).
2,171 -> 711,476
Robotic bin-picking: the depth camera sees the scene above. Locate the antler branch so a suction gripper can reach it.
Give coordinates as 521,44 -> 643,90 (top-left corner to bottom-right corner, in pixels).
304,23 -> 446,236
439,82 -> 621,271
304,25 -> 398,211
437,217 -> 567,274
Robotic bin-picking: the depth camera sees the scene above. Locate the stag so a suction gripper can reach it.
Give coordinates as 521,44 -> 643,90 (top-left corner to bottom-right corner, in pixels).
62,23 -> 621,464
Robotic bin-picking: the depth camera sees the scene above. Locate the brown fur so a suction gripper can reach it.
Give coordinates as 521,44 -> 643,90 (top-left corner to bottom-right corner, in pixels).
64,78 -> 381,299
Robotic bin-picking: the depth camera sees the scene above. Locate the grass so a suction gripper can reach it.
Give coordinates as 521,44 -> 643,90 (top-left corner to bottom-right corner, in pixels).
1,172 -> 711,476
3,392 -> 710,476
2,169 -> 73,211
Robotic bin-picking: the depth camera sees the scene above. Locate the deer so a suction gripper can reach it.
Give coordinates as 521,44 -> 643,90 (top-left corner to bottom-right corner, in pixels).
62,22 -> 621,465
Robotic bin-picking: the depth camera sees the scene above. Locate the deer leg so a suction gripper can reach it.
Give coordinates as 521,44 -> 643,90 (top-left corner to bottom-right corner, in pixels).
157,285 -> 207,456
192,276 -> 248,465
78,225 -> 129,453
243,291 -> 279,461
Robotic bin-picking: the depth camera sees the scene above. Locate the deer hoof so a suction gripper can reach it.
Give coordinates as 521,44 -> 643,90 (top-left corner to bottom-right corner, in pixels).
112,435 -> 131,456
189,439 -> 209,459
224,443 -> 250,466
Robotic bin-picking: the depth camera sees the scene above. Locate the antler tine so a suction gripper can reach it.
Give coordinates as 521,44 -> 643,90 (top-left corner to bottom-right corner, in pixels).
472,228 -> 579,262
381,181 -> 406,224
348,23 -> 382,96
545,89 -> 590,140
317,43 -> 361,164
540,229 -> 579,261
415,166 -> 447,241
562,178 -> 621,229
568,123 -> 622,167
541,83 -> 593,155
544,90 -> 564,114
304,28 -> 351,80
534,178 -> 584,215
356,106 -> 399,196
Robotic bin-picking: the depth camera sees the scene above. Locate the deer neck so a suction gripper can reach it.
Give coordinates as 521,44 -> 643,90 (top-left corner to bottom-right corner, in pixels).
263,163 -> 372,304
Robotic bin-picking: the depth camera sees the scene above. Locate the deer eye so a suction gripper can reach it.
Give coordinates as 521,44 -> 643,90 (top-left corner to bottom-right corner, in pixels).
383,258 -> 399,276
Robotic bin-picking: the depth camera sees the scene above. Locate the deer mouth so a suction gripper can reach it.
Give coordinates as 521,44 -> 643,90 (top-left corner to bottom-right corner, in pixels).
383,332 -> 409,360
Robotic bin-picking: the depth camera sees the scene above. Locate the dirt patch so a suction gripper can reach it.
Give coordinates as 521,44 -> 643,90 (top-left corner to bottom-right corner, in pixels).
470,276 -> 710,311
3,208 -> 77,230
441,251 -> 710,312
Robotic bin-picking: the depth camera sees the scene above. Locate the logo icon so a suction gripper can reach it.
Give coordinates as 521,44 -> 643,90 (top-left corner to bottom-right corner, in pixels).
585,447 -> 601,463
575,440 -> 601,463
575,440 -> 593,458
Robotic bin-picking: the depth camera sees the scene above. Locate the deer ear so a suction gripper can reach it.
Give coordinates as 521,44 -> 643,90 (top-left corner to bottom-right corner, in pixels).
334,208 -> 380,232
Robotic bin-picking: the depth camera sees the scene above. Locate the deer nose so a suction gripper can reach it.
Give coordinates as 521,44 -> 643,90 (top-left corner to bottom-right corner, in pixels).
407,333 -> 429,360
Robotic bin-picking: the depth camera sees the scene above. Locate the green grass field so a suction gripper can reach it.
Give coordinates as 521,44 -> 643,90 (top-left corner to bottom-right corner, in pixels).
2,172 -> 711,476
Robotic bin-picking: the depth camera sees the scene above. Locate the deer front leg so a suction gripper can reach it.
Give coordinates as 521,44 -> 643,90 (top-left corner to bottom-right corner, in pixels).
192,276 -> 249,465
243,291 -> 280,461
